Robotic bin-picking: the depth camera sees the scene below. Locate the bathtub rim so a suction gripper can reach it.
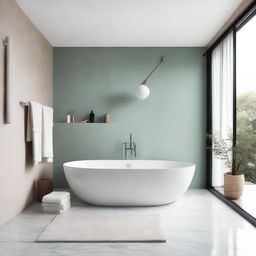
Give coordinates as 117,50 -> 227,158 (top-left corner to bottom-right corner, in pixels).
63,159 -> 196,171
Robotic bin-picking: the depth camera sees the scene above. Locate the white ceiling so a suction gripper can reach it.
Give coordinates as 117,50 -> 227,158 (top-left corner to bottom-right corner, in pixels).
16,0 -> 243,47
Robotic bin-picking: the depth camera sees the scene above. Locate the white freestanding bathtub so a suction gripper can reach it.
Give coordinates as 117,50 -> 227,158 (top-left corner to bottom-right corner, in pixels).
63,160 -> 195,206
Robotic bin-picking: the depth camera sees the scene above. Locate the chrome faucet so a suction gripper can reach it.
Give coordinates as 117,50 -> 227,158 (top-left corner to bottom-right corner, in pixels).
122,133 -> 136,160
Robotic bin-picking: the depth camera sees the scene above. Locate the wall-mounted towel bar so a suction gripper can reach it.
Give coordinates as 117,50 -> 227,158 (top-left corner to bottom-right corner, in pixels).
20,101 -> 29,106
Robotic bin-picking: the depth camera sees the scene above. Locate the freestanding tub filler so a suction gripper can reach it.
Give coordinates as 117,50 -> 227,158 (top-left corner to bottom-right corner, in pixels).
63,160 -> 195,206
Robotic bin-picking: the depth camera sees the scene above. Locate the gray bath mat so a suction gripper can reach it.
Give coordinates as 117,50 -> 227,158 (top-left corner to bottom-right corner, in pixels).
36,214 -> 166,243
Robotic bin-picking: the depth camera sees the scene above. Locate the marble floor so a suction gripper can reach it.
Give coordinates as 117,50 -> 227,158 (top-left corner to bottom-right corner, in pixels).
216,185 -> 256,219
233,185 -> 256,218
0,189 -> 256,256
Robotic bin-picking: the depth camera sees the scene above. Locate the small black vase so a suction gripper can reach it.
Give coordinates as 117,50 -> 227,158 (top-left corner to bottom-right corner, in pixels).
89,110 -> 95,123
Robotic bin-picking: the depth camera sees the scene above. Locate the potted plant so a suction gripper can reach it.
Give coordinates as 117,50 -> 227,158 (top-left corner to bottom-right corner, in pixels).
209,93 -> 256,199
208,133 -> 247,199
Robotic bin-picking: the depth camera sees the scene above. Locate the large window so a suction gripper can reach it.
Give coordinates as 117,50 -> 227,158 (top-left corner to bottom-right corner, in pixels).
207,2 -> 256,225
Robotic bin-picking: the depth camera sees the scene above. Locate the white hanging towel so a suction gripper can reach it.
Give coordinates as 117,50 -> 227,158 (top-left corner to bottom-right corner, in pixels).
42,106 -> 54,162
27,101 -> 43,164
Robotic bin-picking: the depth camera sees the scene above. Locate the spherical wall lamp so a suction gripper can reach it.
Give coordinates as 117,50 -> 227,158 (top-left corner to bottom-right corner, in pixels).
136,56 -> 165,100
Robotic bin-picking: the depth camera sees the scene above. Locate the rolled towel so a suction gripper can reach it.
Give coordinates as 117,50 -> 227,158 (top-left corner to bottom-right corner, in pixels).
42,201 -> 70,211
42,191 -> 70,205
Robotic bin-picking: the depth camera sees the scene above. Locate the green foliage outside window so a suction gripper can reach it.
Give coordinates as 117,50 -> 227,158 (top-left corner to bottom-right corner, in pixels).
208,92 -> 256,182
237,92 -> 256,183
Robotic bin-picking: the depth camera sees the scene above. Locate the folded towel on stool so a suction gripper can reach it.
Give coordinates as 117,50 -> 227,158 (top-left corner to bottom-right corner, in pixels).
42,191 -> 70,204
42,204 -> 70,214
42,201 -> 70,211
42,191 -> 71,214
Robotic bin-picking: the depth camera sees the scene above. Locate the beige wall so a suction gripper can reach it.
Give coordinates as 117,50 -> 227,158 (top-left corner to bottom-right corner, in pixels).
0,0 -> 52,225
207,0 -> 255,48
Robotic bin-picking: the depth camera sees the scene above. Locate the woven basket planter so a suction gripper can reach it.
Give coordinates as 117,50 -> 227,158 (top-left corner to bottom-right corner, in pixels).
224,172 -> 244,200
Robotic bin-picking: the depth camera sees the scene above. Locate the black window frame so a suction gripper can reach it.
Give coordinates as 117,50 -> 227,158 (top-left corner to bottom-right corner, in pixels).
206,1 -> 256,227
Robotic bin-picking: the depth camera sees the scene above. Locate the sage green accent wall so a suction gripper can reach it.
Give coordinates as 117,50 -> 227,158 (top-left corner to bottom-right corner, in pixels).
53,47 -> 206,188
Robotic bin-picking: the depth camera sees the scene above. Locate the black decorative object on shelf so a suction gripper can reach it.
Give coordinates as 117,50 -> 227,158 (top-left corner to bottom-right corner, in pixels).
89,110 -> 95,123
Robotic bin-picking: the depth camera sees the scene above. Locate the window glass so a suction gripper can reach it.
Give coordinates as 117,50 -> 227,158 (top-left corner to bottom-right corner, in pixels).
236,14 -> 256,184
